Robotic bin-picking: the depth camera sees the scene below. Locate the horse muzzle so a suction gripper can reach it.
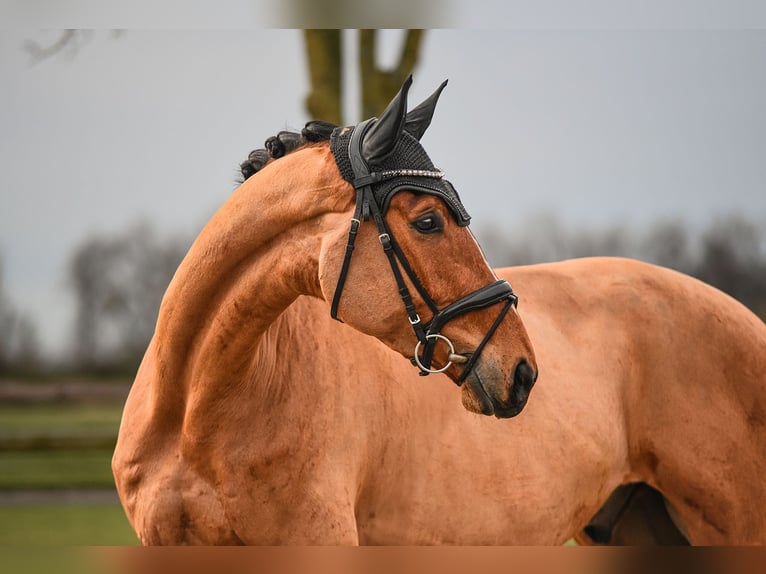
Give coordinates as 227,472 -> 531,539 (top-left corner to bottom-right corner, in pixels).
462,359 -> 537,419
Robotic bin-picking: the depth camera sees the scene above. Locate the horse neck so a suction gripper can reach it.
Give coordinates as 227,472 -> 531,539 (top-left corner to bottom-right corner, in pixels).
149,145 -> 350,416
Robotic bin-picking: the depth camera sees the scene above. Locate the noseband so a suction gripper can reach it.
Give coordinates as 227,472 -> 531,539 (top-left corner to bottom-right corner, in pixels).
330,119 -> 518,385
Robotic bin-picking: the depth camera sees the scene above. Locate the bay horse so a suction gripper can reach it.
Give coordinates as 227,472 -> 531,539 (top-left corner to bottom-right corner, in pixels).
113,79 -> 766,545
113,77 -> 539,544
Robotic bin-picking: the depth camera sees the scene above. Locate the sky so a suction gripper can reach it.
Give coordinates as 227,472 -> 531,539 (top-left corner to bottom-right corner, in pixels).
1,29 -> 765,355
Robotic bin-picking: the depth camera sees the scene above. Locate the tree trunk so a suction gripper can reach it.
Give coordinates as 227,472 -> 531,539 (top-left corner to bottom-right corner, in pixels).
303,30 -> 343,125
360,29 -> 424,119
303,30 -> 425,125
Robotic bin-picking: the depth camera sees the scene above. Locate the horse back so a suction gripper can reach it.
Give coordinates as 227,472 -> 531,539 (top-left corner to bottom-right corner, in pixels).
499,257 -> 766,544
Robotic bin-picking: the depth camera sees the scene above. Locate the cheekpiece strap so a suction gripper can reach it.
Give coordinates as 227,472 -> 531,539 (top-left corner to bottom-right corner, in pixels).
330,117 -> 518,382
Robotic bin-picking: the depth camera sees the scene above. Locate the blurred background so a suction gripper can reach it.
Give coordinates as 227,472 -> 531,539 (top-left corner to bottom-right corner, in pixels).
1,28 -> 765,546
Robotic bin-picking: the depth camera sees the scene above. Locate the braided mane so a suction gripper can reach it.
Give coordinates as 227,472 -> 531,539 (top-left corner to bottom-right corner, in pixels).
239,120 -> 337,182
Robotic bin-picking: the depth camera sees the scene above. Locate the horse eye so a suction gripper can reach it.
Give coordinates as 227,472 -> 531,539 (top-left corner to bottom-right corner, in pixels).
412,214 -> 443,234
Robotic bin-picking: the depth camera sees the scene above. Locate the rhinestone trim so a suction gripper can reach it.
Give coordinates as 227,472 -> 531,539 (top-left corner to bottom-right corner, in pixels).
375,169 -> 445,181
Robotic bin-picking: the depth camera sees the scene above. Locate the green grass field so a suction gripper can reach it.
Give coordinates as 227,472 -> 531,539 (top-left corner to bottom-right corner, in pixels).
0,399 -> 136,547
0,503 -> 138,545
0,403 -> 123,435
0,403 -> 122,489
0,448 -> 116,490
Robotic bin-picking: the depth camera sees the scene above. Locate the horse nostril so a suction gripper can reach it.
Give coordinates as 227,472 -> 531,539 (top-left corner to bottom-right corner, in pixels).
513,360 -> 537,395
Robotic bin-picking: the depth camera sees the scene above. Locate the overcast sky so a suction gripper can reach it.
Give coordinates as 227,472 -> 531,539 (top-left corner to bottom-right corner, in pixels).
1,29 -> 765,354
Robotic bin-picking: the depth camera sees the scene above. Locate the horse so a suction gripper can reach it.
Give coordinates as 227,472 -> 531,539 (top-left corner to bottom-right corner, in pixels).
113,79 -> 766,545
113,77 -> 540,544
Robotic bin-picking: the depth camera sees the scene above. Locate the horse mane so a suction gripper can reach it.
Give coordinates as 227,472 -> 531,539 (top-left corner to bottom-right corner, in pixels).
239,120 -> 338,182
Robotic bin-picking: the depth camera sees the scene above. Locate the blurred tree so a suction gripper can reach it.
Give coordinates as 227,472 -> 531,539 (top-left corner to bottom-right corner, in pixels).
304,29 -> 424,125
24,30 -> 84,63
0,259 -> 40,374
358,30 -> 423,120
22,30 -> 124,64
477,214 -> 766,321
693,216 -> 766,317
69,223 -> 189,372
639,220 -> 693,274
304,30 -> 344,125
476,214 -> 636,268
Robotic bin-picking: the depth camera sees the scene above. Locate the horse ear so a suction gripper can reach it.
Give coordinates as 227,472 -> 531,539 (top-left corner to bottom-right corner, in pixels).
403,79 -> 448,140
361,75 -> 413,164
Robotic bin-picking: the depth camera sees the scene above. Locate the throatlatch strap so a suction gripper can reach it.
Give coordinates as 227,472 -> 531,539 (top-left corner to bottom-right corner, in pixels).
330,189 -> 364,321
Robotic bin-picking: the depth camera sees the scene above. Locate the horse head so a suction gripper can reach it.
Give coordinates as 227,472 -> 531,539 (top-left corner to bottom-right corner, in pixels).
232,78 -> 537,417
316,78 -> 536,417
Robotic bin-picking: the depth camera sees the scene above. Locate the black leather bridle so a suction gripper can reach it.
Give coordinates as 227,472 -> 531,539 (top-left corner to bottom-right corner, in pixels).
330,119 -> 518,385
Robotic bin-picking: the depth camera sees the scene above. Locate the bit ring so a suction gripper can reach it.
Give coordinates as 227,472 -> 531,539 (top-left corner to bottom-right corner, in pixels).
414,334 -> 455,374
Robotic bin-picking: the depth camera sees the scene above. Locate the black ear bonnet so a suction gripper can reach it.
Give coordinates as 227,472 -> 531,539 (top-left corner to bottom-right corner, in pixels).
329,78 -> 471,227
330,126 -> 471,226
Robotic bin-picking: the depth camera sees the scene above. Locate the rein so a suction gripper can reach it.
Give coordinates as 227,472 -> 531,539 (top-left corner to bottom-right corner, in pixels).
330,119 -> 518,385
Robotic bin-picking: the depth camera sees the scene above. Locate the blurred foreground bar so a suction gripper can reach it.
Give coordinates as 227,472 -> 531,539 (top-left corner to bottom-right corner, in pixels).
273,0 -> 457,27
3,0 -> 765,28
82,546 -> 766,574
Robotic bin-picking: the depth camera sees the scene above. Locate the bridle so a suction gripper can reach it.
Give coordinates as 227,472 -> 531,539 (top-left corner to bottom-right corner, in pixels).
330,118 -> 519,385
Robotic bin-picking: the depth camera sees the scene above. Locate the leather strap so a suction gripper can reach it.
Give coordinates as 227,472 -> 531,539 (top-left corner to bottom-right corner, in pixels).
427,280 -> 516,334
329,192 -> 363,321
329,119 -> 520,383
454,296 -> 515,385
